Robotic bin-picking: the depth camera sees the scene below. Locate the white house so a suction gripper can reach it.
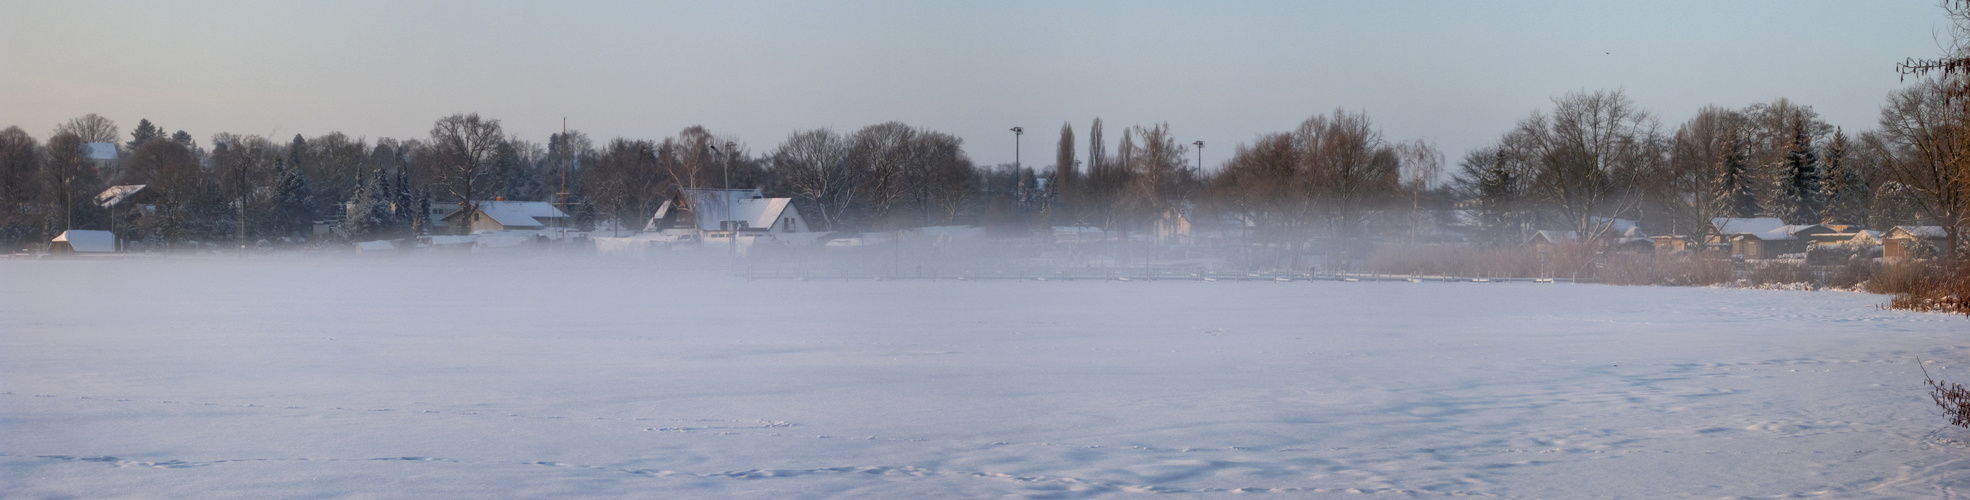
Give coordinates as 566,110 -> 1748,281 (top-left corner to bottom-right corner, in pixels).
646,188 -> 812,236
1710,218 -> 1834,259
441,201 -> 569,232
49,230 -> 115,253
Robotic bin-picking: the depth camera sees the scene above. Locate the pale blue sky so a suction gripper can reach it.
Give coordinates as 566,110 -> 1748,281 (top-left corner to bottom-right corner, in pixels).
0,1 -> 1949,170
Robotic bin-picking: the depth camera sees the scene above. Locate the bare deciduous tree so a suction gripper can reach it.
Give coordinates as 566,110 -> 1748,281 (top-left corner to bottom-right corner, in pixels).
55,114 -> 120,145
770,128 -> 855,231
0,127 -> 39,220
583,138 -> 667,235
904,130 -> 973,225
1879,79 -> 1970,262
210,133 -> 277,248
1394,139 -> 1443,244
1297,109 -> 1400,243
1654,105 -> 1740,243
1506,90 -> 1659,241
429,113 -> 505,232
1452,146 -> 1530,247
1210,132 -> 1307,265
1120,123 -> 1193,229
848,122 -> 916,228
42,132 -> 98,234
124,136 -> 200,245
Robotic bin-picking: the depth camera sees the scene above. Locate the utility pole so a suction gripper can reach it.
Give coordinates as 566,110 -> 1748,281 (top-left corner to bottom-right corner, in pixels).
1193,140 -> 1203,171
235,141 -> 248,252
559,118 -> 568,241
724,141 -> 736,257
1011,127 -> 1023,169
1011,127 -> 1023,207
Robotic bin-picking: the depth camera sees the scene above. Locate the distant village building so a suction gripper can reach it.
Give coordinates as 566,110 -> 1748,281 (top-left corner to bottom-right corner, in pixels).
49,230 -> 115,254
441,201 -> 569,232
1052,225 -> 1107,244
1528,230 -> 1578,251
1804,225 -> 1877,248
94,185 -> 150,208
1154,203 -> 1194,246
1848,230 -> 1885,248
1529,218 -> 1649,253
1650,236 -> 1692,253
93,185 -> 154,252
1884,225 -> 1950,260
1710,218 -> 1834,259
83,142 -> 119,174
646,188 -> 812,237
426,203 -> 454,230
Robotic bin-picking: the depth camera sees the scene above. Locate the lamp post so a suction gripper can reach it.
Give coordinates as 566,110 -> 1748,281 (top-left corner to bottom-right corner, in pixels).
1010,127 -> 1023,170
1011,127 -> 1024,206
1193,140 -> 1204,170
724,141 -> 736,256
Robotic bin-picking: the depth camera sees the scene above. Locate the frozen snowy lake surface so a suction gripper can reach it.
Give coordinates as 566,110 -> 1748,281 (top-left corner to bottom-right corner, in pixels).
4,257 -> 1970,498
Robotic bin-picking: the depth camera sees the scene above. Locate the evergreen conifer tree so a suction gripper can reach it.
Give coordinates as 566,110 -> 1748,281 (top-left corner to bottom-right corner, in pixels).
393,168 -> 415,224
345,167 -> 396,240
271,159 -> 317,238
372,167 -> 398,235
1820,129 -> 1869,226
574,195 -> 598,231
127,119 -> 164,150
1715,129 -> 1760,219
411,189 -> 431,236
1773,113 -> 1823,224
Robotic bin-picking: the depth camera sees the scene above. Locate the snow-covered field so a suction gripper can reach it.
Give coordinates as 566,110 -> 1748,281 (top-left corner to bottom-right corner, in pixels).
4,257 -> 1970,498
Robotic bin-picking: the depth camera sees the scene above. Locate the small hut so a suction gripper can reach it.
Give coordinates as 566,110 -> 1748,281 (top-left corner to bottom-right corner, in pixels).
49,230 -> 115,254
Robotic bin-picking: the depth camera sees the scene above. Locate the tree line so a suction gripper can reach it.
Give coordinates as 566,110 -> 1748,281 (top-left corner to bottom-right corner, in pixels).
0,82 -> 1964,261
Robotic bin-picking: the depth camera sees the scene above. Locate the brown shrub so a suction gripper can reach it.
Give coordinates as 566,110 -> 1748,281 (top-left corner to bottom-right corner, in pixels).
1363,244 -> 1583,278
1597,252 -> 1732,286
1746,260 -> 1817,287
1365,244 -> 1735,284
1867,260 -> 1970,314
1923,359 -> 1970,429
1824,257 -> 1879,290
1867,261 -> 1937,295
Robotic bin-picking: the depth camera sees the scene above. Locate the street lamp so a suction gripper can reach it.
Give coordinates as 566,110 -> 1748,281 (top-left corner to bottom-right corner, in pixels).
1193,140 -> 1204,170
724,141 -> 736,255
1010,127 -> 1023,171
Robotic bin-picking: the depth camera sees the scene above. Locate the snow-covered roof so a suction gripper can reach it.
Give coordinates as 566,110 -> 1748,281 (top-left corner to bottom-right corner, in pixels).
1531,230 -> 1578,243
52,230 -> 114,252
1590,217 -> 1641,235
83,142 -> 117,160
643,199 -> 677,232
1710,218 -> 1828,241
94,185 -> 147,207
680,188 -> 796,230
1843,230 -> 1884,245
446,201 -> 566,228
1892,225 -> 1948,239
1712,217 -> 1787,236
730,198 -> 795,230
681,188 -> 762,220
